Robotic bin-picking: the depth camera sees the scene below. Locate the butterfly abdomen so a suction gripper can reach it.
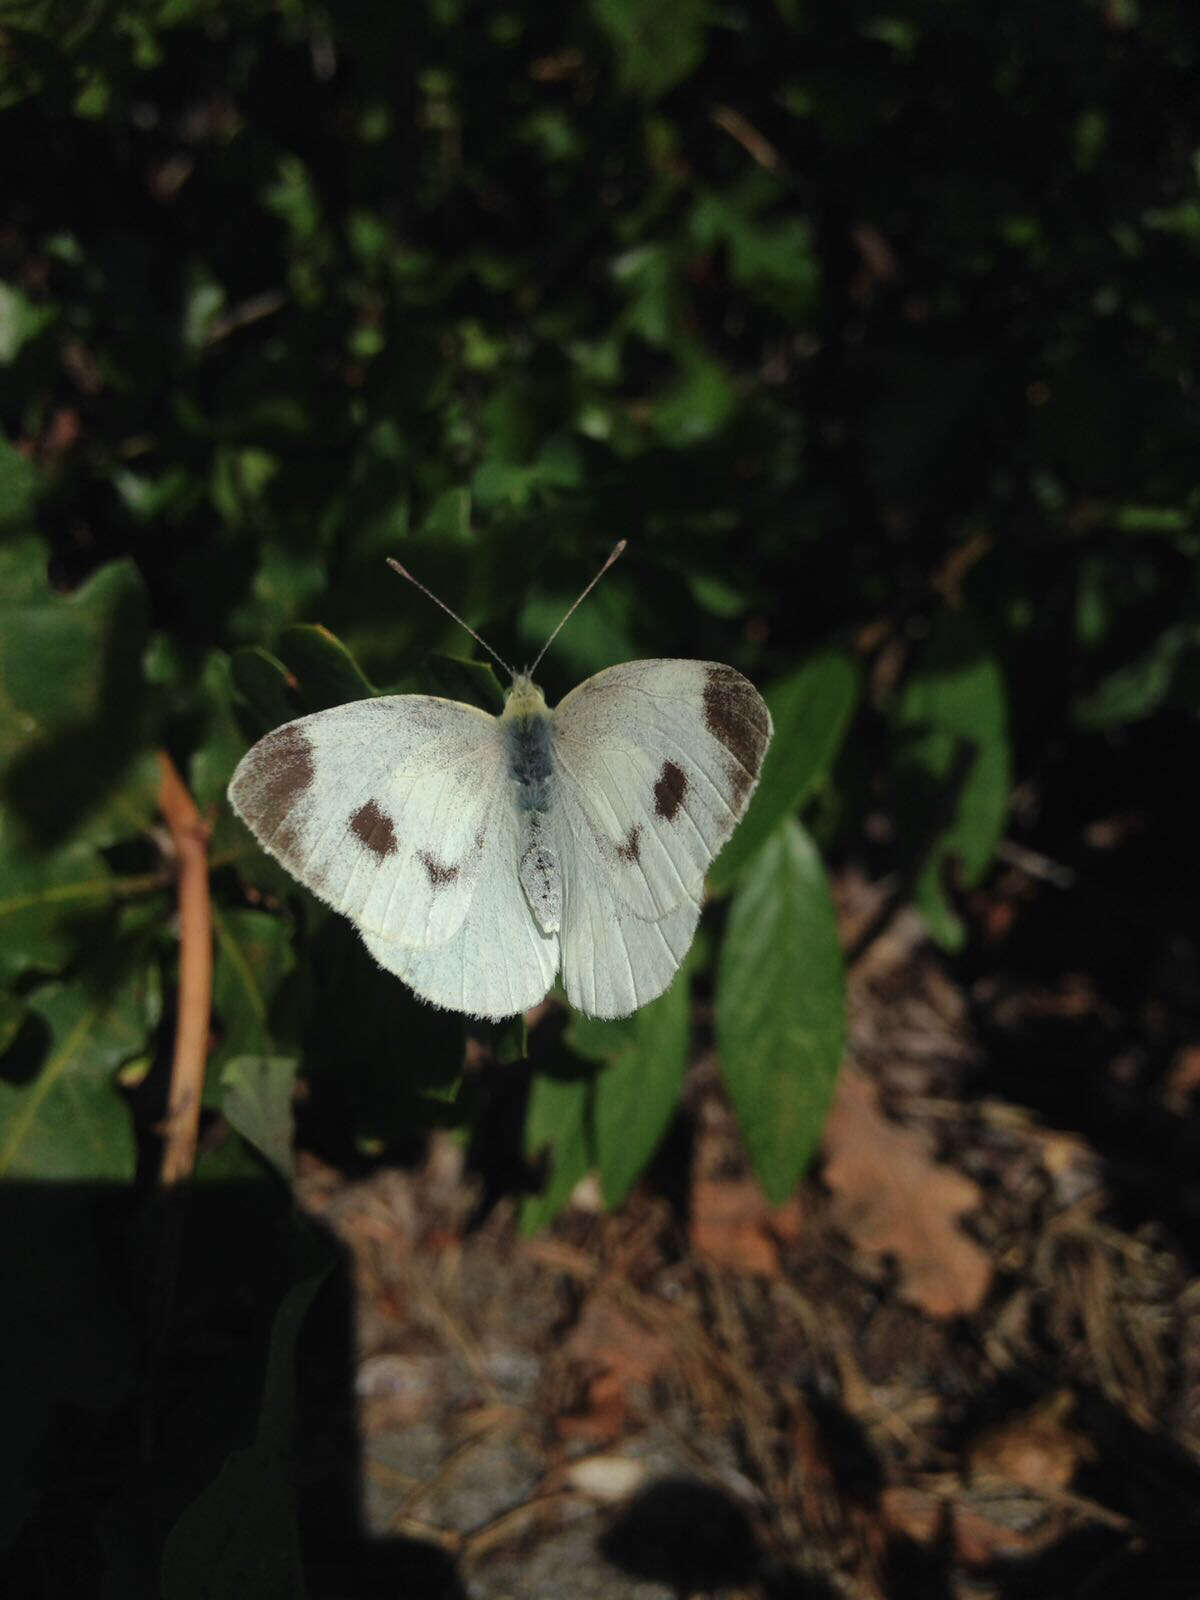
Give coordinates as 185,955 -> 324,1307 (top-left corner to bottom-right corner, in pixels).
503,711 -> 561,934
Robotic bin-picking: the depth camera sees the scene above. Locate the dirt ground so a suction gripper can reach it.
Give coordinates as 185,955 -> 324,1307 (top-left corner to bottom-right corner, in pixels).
295,866 -> 1200,1600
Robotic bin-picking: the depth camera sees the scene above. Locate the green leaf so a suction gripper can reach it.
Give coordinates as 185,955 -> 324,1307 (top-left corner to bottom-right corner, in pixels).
0,822 -> 110,981
0,967 -> 158,1179
709,651 -> 862,894
584,971 -> 690,1208
1074,622 -> 1200,728
221,1056 -> 299,1183
0,990 -> 26,1055
421,486 -> 474,545
161,1268 -> 327,1600
230,647 -> 301,736
276,623 -> 377,710
520,1069 -> 592,1235
716,820 -> 845,1204
211,909 -> 296,1084
420,651 -> 505,712
0,439 -> 40,531
0,557 -> 151,846
590,0 -> 710,100
896,619 -> 1011,950
0,279 -> 56,362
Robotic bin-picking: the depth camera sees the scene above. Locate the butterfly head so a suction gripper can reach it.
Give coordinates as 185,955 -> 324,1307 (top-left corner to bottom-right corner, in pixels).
502,673 -> 549,722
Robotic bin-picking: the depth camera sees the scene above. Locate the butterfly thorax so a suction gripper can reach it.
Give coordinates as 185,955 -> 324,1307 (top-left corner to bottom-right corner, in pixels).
501,676 -> 553,814
501,675 -> 560,934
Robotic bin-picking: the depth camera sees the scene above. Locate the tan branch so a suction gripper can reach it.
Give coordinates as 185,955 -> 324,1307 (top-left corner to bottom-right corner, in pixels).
157,752 -> 214,1184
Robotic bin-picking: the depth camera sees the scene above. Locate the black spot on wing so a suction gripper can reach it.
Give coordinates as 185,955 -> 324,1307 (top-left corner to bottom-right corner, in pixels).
418,850 -> 460,888
654,759 -> 688,822
616,824 -> 642,864
234,722 -> 315,855
702,665 -> 771,809
350,799 -> 397,858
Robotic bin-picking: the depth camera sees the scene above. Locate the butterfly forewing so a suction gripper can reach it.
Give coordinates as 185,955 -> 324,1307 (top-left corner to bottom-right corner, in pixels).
549,660 -> 772,921
228,695 -> 506,948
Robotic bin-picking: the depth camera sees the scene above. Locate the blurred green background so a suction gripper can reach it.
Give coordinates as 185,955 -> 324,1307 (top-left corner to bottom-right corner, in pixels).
3,0 -> 1200,1211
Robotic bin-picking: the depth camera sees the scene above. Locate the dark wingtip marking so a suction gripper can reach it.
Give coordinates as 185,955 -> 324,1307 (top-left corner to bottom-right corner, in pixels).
616,824 -> 642,864
418,849 -> 460,888
702,665 -> 771,808
350,799 -> 398,859
654,759 -> 689,822
236,723 -> 315,854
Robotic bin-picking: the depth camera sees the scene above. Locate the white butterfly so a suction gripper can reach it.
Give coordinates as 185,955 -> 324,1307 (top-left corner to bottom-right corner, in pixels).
227,545 -> 772,1020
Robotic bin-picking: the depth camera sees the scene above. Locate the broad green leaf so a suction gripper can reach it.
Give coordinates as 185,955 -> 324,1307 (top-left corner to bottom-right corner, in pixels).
0,532 -> 50,601
0,557 -> 150,844
191,653 -> 252,820
276,623 -> 377,710
0,279 -> 56,362
420,651 -> 505,712
0,990 -> 26,1055
161,1268 -> 328,1600
0,756 -> 164,982
0,822 -> 112,980
230,647 -> 300,734
896,619 -> 1011,950
585,969 -> 690,1208
0,439 -> 39,531
591,0 -> 709,100
520,1069 -> 591,1235
421,485 -> 474,545
709,651 -> 862,894
0,968 -> 158,1179
716,820 -> 845,1204
210,908 -> 296,1085
221,1056 -> 299,1183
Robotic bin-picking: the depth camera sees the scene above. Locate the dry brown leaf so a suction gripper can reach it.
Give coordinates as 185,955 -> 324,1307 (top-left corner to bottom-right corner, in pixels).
969,1390 -> 1089,1492
691,1177 -> 782,1275
823,1069 -> 993,1318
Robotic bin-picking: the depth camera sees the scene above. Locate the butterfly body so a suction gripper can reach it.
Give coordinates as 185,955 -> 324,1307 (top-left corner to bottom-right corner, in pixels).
229,658 -> 771,1020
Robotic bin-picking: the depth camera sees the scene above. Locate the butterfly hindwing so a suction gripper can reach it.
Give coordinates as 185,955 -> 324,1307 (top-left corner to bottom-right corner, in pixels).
361,793 -> 560,1017
228,695 -> 505,948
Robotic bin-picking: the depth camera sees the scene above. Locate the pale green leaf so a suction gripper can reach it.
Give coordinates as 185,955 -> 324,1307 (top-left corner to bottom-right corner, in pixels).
221,1056 -> 299,1183
716,820 -> 845,1203
520,1071 -> 591,1235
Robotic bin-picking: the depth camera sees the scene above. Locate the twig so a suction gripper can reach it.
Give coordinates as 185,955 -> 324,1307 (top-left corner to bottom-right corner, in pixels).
711,105 -> 786,175
157,752 -> 213,1185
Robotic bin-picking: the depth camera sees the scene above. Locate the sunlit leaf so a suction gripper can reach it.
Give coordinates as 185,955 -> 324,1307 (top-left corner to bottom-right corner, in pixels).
716,820 -> 845,1204
520,1069 -> 591,1235
221,1056 -> 299,1183
581,969 -> 690,1208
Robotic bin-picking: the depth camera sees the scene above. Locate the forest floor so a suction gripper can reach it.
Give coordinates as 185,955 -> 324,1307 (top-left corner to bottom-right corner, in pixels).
295,866 -> 1200,1600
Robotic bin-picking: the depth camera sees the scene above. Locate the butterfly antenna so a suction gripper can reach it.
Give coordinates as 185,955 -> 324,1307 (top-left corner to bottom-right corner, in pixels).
386,557 -> 516,678
529,539 -> 627,675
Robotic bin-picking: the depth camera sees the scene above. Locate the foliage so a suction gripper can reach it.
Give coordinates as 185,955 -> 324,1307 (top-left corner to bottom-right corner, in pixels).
3,0 -> 1200,1585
